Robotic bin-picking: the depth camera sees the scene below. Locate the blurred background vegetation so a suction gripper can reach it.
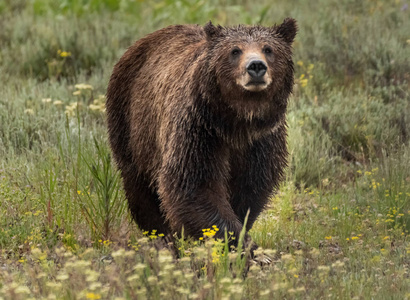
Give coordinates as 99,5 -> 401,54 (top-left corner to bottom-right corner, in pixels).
0,0 -> 408,184
0,0 -> 409,298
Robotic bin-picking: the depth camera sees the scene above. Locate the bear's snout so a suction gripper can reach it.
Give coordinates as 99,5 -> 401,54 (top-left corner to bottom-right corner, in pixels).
238,54 -> 272,92
246,60 -> 267,79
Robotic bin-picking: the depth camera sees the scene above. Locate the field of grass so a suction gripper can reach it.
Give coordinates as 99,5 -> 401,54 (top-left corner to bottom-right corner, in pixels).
0,0 -> 409,299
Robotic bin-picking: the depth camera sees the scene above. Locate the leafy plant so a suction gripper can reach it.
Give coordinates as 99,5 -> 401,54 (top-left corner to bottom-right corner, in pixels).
78,138 -> 127,241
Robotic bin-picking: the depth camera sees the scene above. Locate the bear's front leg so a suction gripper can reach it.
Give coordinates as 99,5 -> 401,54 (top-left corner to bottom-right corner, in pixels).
230,125 -> 288,231
157,120 -> 243,243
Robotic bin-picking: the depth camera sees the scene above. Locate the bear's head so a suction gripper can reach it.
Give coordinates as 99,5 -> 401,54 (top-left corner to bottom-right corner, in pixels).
203,19 -> 297,115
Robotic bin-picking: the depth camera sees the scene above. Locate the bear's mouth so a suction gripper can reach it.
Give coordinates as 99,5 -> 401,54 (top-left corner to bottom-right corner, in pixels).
236,76 -> 271,92
244,80 -> 268,92
246,81 -> 266,87
243,81 -> 269,92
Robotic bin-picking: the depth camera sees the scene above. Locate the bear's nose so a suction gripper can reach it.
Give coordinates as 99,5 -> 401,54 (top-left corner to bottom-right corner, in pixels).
246,60 -> 267,79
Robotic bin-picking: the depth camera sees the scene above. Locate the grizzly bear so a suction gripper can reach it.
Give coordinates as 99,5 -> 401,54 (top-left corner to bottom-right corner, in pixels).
106,19 -> 297,248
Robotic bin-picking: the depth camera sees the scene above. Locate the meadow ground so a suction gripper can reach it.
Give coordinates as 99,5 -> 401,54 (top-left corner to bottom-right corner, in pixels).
0,0 -> 409,299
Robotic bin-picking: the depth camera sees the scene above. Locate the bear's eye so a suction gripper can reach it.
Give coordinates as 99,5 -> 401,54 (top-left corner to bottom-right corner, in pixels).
263,47 -> 273,54
231,48 -> 242,56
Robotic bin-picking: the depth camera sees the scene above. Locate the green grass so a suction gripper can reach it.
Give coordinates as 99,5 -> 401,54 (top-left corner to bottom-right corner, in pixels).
0,0 -> 409,299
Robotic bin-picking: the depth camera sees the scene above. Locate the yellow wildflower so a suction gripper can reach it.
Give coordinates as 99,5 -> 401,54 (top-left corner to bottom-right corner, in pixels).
75,83 -> 93,90
299,74 -> 308,87
58,50 -> 71,58
86,293 -> 101,300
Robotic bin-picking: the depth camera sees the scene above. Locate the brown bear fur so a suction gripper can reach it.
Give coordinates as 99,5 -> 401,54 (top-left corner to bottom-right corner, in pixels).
106,19 -> 297,246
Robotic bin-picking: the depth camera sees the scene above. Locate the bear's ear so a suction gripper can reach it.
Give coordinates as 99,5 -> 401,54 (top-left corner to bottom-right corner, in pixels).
204,21 -> 223,41
275,18 -> 297,44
